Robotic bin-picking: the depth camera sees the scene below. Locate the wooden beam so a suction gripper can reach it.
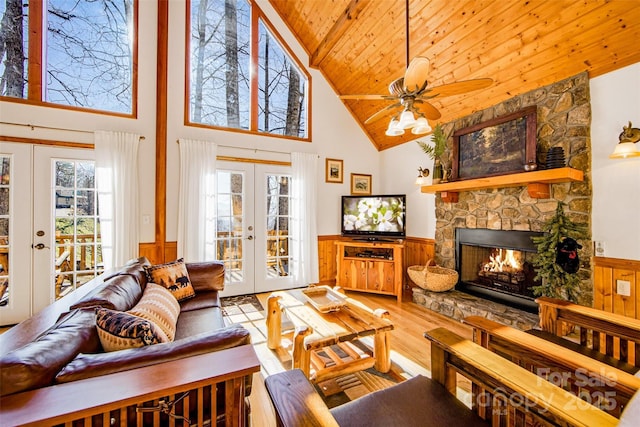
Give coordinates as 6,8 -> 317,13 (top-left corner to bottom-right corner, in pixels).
155,0 -> 169,262
310,0 -> 371,68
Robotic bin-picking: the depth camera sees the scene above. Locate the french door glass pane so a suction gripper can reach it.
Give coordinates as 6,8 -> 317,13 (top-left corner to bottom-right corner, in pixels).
216,171 -> 245,283
265,174 -> 291,278
54,159 -> 102,299
0,156 -> 11,306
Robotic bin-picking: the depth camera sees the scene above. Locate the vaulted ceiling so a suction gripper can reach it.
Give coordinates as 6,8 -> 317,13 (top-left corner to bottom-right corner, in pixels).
268,0 -> 640,151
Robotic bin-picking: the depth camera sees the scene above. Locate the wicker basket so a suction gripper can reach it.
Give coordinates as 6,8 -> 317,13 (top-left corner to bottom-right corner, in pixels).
407,259 -> 459,292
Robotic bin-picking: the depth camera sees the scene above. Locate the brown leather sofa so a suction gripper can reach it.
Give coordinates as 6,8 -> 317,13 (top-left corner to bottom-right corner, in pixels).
0,257 -> 254,425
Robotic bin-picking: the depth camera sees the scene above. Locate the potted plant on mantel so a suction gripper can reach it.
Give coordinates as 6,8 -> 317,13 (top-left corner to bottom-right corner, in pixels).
417,123 -> 447,184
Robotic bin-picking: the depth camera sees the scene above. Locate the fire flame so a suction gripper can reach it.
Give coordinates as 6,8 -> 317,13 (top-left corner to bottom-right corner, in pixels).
483,249 -> 522,273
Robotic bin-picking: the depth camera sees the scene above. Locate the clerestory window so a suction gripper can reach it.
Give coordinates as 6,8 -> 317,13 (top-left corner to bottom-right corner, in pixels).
0,0 -> 137,116
188,0 -> 310,140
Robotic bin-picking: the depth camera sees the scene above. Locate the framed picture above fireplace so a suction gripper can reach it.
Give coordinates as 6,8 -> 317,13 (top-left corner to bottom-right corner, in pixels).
451,106 -> 537,180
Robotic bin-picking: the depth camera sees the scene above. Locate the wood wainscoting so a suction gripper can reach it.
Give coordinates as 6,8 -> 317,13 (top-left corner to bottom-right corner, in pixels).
140,236 -> 436,290
593,256 -> 640,319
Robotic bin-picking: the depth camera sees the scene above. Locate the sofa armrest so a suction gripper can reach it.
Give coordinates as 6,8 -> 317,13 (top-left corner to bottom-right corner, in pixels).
1,345 -> 260,427
186,261 -> 225,293
56,324 -> 250,383
265,369 -> 338,427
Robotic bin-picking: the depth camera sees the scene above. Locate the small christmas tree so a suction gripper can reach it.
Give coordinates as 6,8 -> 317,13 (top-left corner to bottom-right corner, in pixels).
531,202 -> 588,302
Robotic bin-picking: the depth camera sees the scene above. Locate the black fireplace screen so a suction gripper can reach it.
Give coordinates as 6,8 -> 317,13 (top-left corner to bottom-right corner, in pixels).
455,228 -> 544,310
459,245 -> 538,298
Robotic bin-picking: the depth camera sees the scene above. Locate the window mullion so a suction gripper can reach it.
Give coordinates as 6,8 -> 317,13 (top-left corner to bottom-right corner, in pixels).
250,7 -> 259,132
27,0 -> 44,101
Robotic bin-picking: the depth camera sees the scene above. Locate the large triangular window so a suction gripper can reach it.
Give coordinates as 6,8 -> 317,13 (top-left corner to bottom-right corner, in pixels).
188,0 -> 310,140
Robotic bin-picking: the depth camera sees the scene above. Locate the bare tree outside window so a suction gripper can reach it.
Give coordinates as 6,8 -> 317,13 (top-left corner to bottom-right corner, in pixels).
189,0 -> 307,138
190,0 -> 250,128
258,21 -> 306,138
46,0 -> 134,113
0,0 -> 27,98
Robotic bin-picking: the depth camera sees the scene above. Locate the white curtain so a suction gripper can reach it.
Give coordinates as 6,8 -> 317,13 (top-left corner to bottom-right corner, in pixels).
94,131 -> 141,269
177,139 -> 217,262
291,152 -> 319,285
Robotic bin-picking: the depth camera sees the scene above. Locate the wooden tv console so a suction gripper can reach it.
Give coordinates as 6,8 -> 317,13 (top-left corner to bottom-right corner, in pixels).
335,240 -> 404,301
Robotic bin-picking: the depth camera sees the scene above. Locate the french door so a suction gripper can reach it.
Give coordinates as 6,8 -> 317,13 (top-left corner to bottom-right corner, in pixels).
215,161 -> 295,296
0,143 -> 101,326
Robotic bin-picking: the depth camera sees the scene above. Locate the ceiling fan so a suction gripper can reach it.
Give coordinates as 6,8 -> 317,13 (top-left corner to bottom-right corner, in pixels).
339,0 -> 493,136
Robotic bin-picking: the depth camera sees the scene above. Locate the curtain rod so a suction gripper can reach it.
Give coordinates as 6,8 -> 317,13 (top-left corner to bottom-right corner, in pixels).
0,121 -> 146,140
176,139 -> 290,156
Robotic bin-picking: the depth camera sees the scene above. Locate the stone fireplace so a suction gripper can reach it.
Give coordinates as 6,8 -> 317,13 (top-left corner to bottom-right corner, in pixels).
412,72 -> 593,328
456,228 -> 543,313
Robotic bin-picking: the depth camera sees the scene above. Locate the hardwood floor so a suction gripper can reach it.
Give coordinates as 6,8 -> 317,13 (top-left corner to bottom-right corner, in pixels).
249,289 -> 473,426
0,289 -> 471,426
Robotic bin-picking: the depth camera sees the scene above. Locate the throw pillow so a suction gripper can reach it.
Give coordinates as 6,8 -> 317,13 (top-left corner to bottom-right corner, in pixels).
95,308 -> 169,352
128,283 -> 180,341
144,258 -> 196,302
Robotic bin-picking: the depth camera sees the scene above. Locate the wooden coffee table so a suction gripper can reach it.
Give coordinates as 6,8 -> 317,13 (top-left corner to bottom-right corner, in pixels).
266,288 -> 394,383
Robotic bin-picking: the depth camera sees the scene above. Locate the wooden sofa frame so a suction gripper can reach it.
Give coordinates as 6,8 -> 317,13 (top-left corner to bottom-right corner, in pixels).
265,327 -> 619,427
464,315 -> 640,418
536,296 -> 640,368
0,344 -> 260,426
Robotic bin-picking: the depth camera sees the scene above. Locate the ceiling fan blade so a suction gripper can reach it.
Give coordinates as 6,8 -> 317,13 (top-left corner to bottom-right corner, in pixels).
364,102 -> 402,124
414,100 -> 442,120
340,94 -> 391,100
424,78 -> 493,97
404,57 -> 430,93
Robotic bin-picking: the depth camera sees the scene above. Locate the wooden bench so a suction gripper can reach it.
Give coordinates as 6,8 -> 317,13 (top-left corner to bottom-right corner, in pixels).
0,345 -> 260,426
265,327 -> 621,427
464,315 -> 640,418
537,296 -> 640,368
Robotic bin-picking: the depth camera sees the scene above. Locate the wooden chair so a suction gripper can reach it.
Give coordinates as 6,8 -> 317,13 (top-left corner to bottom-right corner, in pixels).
536,296 -> 640,369
464,315 -> 640,418
265,327 -> 622,427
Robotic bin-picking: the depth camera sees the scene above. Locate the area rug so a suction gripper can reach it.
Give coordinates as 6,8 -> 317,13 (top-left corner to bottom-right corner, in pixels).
220,295 -> 265,324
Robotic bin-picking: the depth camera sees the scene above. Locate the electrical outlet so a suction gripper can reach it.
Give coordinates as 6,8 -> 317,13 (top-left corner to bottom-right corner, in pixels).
616,280 -> 631,297
594,241 -> 606,257
142,215 -> 151,225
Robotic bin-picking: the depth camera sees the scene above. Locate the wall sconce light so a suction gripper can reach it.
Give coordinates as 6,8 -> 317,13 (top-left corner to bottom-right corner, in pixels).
415,167 -> 429,185
610,121 -> 640,159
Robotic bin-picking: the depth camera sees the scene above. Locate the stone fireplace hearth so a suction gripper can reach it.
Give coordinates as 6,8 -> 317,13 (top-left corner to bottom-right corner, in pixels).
412,72 -> 593,325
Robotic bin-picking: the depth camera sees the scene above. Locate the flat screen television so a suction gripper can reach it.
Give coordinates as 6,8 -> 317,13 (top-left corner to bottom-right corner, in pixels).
341,194 -> 406,240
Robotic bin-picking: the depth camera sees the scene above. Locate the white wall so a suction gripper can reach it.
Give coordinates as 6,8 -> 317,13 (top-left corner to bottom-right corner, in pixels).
380,138 -> 437,238
590,62 -> 640,260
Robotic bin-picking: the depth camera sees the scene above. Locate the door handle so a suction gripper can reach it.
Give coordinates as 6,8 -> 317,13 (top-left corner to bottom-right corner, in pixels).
247,235 -> 254,241
32,243 -> 49,250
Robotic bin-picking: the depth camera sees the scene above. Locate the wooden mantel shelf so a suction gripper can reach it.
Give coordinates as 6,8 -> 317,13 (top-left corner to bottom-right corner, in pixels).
421,167 -> 584,202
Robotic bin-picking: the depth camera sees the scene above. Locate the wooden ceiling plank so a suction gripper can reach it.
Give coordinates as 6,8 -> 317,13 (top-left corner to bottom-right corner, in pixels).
444,3 -> 639,88
310,0 -> 373,68
329,0 -> 461,94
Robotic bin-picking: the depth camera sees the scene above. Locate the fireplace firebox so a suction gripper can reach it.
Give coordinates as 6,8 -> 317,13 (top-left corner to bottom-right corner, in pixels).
455,228 -> 544,313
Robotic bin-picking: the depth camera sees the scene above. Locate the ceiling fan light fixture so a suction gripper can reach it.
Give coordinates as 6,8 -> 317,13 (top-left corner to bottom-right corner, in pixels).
385,117 -> 404,136
411,116 -> 432,135
398,109 -> 417,129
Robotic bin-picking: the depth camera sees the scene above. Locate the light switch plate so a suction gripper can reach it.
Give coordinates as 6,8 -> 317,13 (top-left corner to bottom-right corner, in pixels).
616,280 -> 631,297
594,241 -> 606,257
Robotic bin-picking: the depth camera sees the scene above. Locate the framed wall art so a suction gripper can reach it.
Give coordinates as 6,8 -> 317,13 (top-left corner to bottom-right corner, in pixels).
451,106 -> 537,180
350,173 -> 372,195
325,158 -> 344,183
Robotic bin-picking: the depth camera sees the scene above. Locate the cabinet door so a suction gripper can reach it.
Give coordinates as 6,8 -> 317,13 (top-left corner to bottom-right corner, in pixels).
367,261 -> 395,293
342,259 -> 368,290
